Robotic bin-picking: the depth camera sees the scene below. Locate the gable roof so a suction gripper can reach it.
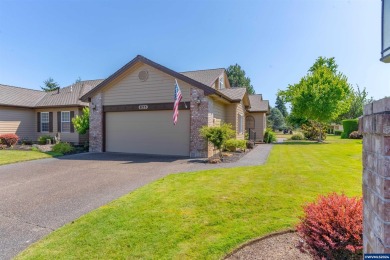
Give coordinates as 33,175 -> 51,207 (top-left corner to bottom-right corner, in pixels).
0,84 -> 46,108
180,68 -> 224,87
80,55 -> 220,102
248,94 -> 270,112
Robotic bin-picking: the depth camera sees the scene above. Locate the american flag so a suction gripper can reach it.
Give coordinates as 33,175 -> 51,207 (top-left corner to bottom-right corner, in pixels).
173,79 -> 182,125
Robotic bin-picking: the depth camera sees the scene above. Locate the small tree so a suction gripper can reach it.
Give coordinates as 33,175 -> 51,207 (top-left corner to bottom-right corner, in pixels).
41,77 -> 60,92
199,123 -> 235,156
72,107 -> 89,134
268,107 -> 286,131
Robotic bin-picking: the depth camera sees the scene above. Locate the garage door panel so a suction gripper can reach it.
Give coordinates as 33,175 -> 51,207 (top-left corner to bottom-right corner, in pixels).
105,110 -> 190,156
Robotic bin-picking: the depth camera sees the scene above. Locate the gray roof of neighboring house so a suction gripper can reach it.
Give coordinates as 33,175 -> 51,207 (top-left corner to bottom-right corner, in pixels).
0,80 -> 103,108
180,68 -> 225,87
218,87 -> 247,101
0,84 -> 46,107
248,94 -> 270,112
35,79 -> 104,107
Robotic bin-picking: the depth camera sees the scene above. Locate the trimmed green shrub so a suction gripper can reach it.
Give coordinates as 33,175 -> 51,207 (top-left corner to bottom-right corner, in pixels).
349,131 -> 363,139
38,135 -> 54,145
301,121 -> 327,141
200,123 -> 235,155
52,142 -> 75,154
290,132 -> 304,140
224,139 -> 246,152
342,119 -> 358,139
334,130 -> 343,136
264,128 -> 276,143
0,133 -> 19,147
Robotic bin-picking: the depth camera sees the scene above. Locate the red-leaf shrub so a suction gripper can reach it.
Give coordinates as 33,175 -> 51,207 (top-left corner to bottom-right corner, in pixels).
296,193 -> 363,260
0,133 -> 19,147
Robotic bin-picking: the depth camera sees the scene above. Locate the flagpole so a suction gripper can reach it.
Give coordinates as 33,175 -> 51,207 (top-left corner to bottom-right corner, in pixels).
175,79 -> 187,108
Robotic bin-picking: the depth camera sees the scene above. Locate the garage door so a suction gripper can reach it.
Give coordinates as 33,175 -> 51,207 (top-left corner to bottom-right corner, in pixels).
105,110 -> 190,156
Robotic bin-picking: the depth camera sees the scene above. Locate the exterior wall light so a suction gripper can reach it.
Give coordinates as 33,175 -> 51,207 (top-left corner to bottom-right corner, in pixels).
381,0 -> 390,63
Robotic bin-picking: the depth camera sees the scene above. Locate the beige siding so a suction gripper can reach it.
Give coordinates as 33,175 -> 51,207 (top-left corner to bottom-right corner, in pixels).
224,102 -> 245,140
0,106 -> 36,140
103,63 -> 191,106
105,110 -> 190,156
34,107 -> 82,144
213,101 -> 226,125
236,102 -> 245,140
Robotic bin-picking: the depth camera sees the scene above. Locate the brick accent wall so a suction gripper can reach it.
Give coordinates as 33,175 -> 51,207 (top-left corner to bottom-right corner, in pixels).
89,93 -> 103,152
190,88 -> 209,158
361,97 -> 390,254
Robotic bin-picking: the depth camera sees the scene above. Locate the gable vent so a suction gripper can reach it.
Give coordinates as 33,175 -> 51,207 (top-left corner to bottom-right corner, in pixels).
138,70 -> 149,81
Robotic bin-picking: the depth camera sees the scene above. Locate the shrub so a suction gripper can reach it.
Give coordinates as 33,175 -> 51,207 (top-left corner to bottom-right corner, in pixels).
224,139 -> 246,152
72,107 -> 89,134
334,130 -> 343,136
290,132 -> 304,140
52,142 -> 75,154
21,139 -> 33,145
264,128 -> 276,143
0,133 -> 19,147
200,123 -> 235,155
342,119 -> 358,138
246,140 -> 255,149
38,135 -> 54,145
349,131 -> 363,139
301,121 -> 327,141
297,193 -> 363,260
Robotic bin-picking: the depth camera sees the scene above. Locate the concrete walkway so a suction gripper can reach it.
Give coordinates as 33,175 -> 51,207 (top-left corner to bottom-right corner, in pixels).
0,144 -> 272,259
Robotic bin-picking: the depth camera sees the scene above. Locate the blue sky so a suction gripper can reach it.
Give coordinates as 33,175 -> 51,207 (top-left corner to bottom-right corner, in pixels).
0,0 -> 389,106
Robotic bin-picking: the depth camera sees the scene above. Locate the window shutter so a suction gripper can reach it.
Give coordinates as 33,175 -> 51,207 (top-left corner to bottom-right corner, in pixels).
49,112 -> 53,132
70,111 -> 75,133
37,112 -> 41,132
57,112 -> 61,132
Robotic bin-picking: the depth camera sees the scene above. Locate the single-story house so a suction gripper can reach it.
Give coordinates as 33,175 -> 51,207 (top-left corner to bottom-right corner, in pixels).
0,55 -> 269,157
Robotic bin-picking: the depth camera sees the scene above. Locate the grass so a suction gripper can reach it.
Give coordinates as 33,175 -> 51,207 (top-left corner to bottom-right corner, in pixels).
16,136 -> 362,260
0,150 -> 62,166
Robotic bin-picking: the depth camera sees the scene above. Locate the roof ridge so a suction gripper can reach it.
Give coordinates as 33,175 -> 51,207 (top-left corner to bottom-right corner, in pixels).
0,83 -> 44,93
180,68 -> 225,73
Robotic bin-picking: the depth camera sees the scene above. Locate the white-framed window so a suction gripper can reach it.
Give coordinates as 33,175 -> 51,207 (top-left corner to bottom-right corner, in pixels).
219,77 -> 224,89
61,111 -> 71,133
41,112 -> 49,132
238,114 -> 244,134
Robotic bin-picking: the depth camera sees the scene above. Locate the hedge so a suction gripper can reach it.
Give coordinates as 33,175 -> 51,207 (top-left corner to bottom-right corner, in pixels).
342,119 -> 358,139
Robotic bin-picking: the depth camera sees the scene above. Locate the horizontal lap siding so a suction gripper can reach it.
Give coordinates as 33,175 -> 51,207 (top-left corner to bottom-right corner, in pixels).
251,112 -> 266,141
213,101 -> 226,126
236,102 -> 245,140
0,106 -> 36,140
103,63 -> 191,106
35,107 -> 81,144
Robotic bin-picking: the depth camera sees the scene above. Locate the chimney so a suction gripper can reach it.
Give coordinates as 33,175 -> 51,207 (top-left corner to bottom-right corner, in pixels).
57,88 -> 60,94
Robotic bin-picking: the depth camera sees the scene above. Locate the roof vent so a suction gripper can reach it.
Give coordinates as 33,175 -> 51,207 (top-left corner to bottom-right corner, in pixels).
138,70 -> 149,81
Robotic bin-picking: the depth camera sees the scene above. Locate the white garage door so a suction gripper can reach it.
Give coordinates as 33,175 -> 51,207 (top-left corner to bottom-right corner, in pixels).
105,110 -> 190,156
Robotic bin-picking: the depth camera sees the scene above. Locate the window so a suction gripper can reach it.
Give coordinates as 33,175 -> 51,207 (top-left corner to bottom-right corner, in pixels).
41,112 -> 49,132
219,77 -> 224,89
61,111 -> 70,133
238,114 -> 244,134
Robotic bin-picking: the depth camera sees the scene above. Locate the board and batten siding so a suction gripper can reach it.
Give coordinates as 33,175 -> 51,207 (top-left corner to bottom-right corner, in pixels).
34,107 -> 82,144
0,106 -> 36,140
103,63 -> 191,106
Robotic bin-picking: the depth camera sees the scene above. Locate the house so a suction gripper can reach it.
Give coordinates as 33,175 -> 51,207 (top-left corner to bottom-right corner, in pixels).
0,55 -> 269,157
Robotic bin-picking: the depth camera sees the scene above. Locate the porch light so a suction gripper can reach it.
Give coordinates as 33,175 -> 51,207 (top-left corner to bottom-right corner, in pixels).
382,0 -> 390,63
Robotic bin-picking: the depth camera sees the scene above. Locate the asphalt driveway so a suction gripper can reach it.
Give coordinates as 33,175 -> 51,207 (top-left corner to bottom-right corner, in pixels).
0,145 -> 272,259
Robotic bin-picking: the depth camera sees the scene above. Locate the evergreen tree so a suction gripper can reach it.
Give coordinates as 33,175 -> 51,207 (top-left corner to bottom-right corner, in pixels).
41,77 -> 60,92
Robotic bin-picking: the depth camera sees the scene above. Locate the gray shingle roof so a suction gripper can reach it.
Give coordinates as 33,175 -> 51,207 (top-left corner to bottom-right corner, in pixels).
218,88 -> 247,101
0,84 -> 46,107
35,79 -> 104,107
248,94 -> 270,112
0,80 -> 103,108
180,68 -> 225,87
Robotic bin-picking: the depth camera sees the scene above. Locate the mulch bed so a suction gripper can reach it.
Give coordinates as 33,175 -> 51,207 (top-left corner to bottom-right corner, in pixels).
225,230 -> 313,260
195,147 -> 254,164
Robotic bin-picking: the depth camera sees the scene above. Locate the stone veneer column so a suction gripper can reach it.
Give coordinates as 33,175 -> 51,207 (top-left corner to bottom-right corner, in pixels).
190,88 -> 209,158
361,97 -> 390,254
89,93 -> 103,152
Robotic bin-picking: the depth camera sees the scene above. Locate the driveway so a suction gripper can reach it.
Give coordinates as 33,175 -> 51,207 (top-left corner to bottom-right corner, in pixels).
0,145 -> 272,259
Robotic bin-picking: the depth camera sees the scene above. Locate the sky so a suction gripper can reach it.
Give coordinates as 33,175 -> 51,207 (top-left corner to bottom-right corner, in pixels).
0,0 -> 389,107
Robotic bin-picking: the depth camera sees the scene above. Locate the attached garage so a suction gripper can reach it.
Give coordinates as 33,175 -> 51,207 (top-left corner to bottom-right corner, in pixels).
105,110 -> 190,156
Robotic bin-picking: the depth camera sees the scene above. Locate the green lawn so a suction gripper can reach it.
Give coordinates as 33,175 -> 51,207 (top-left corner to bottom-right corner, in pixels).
16,136 -> 362,260
0,150 -> 61,166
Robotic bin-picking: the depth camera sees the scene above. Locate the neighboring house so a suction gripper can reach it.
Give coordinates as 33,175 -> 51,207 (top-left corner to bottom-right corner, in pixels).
0,55 -> 269,157
328,123 -> 343,133
0,80 -> 103,144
